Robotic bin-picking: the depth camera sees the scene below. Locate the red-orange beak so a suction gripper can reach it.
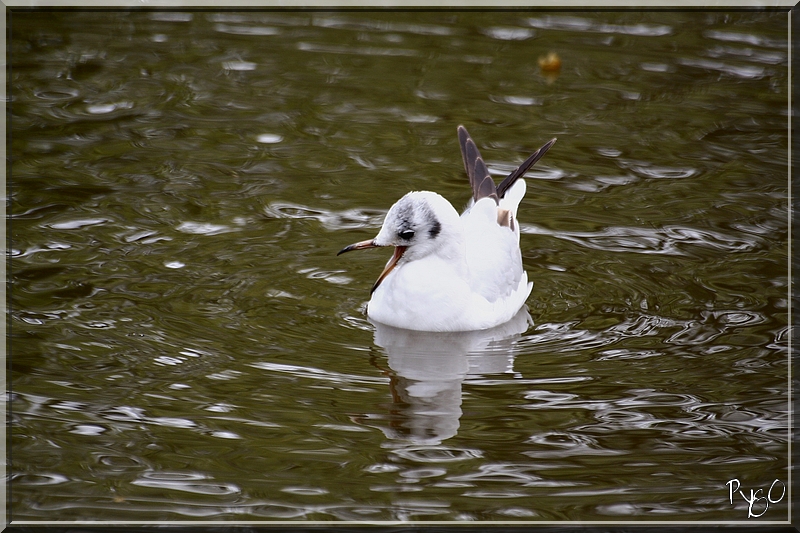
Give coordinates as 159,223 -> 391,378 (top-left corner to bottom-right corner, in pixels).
338,240 -> 407,294
371,245 -> 407,294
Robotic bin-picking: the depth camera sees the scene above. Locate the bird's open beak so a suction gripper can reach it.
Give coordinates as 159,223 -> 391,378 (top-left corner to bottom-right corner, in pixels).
371,245 -> 407,294
337,239 -> 379,255
338,240 -> 407,294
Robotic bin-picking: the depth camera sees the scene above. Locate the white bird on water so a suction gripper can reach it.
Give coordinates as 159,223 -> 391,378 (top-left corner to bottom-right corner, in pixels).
338,126 -> 556,332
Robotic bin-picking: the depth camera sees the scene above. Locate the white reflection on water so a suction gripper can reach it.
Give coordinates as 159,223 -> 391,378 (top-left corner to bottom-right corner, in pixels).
215,24 -> 280,37
175,221 -> 236,235
676,57 -> 767,80
704,29 -> 787,49
521,222 -> 762,255
526,15 -> 672,36
310,14 -> 455,36
480,26 -> 536,41
296,41 -> 421,58
371,309 -> 531,444
132,471 -> 240,495
265,201 -> 385,231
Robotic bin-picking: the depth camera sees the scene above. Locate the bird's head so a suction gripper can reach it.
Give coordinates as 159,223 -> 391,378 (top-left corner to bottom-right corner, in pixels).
338,191 -> 462,293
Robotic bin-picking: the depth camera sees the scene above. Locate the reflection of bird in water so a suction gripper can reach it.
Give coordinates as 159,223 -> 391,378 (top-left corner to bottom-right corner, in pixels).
339,126 -> 555,332
367,309 -> 531,444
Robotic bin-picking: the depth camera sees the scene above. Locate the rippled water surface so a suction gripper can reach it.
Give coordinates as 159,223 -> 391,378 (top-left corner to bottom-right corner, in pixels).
10,9 -> 790,523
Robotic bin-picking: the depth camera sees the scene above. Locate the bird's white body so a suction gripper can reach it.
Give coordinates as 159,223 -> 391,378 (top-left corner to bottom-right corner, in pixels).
338,126 -> 555,332
367,185 -> 532,332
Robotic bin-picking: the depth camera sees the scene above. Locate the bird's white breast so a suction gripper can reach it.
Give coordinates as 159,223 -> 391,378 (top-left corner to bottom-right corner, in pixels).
367,253 -> 473,331
367,254 -> 531,332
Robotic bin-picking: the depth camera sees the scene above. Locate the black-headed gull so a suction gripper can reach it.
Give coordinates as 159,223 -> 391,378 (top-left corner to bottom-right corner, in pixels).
338,126 -> 556,332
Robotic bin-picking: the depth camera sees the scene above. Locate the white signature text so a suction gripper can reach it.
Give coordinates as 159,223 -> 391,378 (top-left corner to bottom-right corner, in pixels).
726,478 -> 785,518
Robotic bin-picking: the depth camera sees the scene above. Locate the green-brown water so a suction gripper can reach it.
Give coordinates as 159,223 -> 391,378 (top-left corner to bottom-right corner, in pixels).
9,9 -> 790,523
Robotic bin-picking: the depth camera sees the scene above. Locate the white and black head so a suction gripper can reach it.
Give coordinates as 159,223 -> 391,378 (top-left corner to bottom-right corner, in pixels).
338,191 -> 461,293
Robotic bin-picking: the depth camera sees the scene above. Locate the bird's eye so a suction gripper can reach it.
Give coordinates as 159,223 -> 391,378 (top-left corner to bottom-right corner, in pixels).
398,229 -> 415,240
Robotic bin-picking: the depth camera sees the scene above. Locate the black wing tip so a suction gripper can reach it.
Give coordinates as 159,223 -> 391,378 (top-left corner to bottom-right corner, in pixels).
496,136 -> 558,198
458,126 -> 557,202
